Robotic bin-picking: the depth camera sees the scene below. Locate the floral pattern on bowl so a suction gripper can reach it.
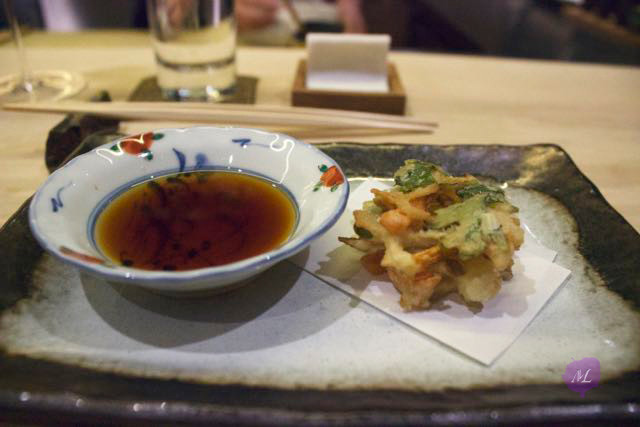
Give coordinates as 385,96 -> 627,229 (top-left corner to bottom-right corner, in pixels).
314,164 -> 345,192
106,131 -> 165,161
29,127 -> 349,294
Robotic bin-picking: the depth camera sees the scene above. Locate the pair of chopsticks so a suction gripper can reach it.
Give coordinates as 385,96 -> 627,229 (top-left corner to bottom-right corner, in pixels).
2,101 -> 437,133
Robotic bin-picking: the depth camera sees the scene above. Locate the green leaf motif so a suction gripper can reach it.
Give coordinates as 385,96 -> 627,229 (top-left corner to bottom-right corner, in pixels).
318,164 -> 328,172
152,133 -> 164,140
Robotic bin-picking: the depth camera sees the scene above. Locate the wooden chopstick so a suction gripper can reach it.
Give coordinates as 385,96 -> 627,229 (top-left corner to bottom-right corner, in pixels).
151,102 -> 438,127
2,101 -> 437,132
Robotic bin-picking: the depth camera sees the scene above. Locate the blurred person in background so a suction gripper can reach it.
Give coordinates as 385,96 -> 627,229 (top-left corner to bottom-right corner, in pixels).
236,0 -> 366,45
1,0 -> 366,37
236,0 -> 365,33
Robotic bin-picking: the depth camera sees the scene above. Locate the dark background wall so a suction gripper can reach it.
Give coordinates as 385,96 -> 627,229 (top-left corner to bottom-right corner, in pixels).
364,0 -> 640,65
2,0 -> 639,65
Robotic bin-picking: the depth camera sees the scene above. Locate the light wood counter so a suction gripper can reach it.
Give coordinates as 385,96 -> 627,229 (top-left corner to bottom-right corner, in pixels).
1,31 -> 639,231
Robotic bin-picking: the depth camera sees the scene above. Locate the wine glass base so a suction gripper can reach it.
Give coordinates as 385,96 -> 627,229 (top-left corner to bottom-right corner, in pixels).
0,70 -> 85,102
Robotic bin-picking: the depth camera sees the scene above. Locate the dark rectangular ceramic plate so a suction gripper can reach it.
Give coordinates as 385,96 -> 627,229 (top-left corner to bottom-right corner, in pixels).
1,142 -> 638,426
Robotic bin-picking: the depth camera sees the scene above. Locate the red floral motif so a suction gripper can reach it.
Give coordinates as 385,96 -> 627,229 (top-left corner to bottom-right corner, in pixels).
320,165 -> 345,187
60,246 -> 105,264
120,132 -> 155,155
111,132 -> 163,161
314,164 -> 345,192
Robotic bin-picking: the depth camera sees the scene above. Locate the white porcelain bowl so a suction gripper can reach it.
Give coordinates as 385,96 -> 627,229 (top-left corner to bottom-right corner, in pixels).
29,127 -> 349,294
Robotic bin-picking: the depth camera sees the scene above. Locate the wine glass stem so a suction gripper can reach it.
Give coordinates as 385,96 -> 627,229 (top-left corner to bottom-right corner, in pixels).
3,0 -> 33,92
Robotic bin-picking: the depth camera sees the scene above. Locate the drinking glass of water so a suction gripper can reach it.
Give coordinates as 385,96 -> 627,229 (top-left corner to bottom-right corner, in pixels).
146,0 -> 237,102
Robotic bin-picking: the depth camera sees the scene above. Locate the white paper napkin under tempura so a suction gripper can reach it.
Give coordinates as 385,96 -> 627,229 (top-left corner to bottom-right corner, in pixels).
291,179 -> 571,365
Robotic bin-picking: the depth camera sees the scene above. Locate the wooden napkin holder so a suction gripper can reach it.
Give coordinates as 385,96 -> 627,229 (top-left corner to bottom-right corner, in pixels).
291,60 -> 406,115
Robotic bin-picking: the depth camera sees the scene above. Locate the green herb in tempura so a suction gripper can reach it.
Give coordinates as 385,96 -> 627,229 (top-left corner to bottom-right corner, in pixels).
393,160 -> 442,192
457,183 -> 506,205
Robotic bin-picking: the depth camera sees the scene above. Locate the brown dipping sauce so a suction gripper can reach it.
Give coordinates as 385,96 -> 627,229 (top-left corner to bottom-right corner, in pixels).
94,171 -> 296,271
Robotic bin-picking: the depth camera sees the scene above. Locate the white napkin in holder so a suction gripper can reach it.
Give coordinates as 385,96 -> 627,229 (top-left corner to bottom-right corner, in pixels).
292,33 -> 406,115
306,33 -> 390,93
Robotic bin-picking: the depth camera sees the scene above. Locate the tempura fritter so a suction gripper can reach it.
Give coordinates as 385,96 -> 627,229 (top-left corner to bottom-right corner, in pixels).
339,160 -> 524,311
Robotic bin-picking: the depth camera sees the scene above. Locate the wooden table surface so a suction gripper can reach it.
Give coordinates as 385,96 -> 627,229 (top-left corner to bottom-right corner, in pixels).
1,31 -> 639,231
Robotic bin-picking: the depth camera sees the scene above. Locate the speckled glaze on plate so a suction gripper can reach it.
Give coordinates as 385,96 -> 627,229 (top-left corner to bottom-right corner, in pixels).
0,143 -> 638,426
